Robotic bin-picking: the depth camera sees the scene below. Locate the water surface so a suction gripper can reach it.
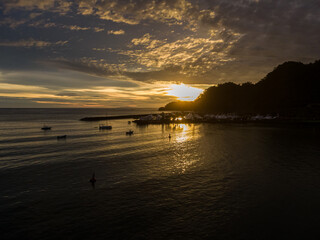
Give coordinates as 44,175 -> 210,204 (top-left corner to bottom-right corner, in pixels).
0,109 -> 319,239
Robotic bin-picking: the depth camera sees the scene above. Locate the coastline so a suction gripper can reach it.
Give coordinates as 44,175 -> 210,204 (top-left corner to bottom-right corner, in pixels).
80,113 -> 320,125
132,118 -> 320,125
80,114 -> 150,121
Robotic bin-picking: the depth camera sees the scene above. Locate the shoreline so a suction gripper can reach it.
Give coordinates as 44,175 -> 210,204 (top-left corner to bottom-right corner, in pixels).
80,114 -> 320,125
133,119 -> 320,125
80,114 -> 149,121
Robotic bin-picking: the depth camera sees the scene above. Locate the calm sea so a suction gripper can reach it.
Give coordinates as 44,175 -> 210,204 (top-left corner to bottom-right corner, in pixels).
0,108 -> 319,239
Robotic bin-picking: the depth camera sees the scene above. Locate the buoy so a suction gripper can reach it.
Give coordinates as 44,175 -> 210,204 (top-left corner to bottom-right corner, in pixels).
90,172 -> 96,184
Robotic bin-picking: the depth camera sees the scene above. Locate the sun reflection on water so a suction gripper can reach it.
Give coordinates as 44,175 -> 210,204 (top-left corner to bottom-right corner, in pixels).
172,124 -> 192,143
166,123 -> 201,174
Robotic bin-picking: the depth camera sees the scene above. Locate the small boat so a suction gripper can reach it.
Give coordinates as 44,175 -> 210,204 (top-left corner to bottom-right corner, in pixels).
99,124 -> 112,130
41,125 -> 51,130
90,172 -> 96,184
99,113 -> 112,130
126,130 -> 134,135
57,135 -> 67,139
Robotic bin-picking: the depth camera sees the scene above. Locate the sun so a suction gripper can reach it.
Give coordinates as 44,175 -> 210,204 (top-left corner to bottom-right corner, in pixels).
167,84 -> 204,101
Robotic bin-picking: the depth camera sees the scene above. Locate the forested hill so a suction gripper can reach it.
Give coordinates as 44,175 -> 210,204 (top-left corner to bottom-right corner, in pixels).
160,60 -> 320,117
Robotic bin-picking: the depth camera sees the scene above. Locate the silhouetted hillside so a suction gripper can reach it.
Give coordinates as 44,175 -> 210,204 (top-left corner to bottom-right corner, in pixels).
160,60 -> 320,117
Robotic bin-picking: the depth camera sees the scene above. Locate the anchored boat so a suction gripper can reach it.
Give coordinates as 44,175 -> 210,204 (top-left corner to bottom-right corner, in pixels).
57,135 -> 67,140
99,124 -> 112,130
126,130 -> 134,135
41,125 -> 51,130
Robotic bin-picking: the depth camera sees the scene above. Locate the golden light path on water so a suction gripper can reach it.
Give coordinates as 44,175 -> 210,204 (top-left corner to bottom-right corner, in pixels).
166,123 -> 200,174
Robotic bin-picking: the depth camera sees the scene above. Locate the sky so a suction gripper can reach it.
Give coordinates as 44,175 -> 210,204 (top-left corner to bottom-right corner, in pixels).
0,0 -> 319,108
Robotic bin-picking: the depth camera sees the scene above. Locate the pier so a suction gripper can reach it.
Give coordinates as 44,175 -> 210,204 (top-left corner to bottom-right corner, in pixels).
80,114 -> 149,121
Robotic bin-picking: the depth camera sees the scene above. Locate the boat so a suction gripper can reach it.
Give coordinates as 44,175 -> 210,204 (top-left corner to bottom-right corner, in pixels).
90,172 -> 96,184
57,135 -> 67,139
41,125 -> 51,130
126,130 -> 134,135
99,124 -> 112,130
99,113 -> 112,130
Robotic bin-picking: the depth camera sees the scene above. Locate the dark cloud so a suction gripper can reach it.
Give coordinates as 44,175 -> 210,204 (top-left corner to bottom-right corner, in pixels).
49,59 -> 119,77
55,91 -> 81,96
205,0 -> 320,61
0,67 -> 139,89
50,59 -> 211,84
125,66 -> 198,84
0,96 -> 45,108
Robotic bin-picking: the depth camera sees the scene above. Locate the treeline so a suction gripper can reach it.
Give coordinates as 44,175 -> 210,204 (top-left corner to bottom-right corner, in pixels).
160,60 -> 320,117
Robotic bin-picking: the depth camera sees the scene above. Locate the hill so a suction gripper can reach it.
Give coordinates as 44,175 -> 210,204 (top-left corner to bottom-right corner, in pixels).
160,60 -> 320,118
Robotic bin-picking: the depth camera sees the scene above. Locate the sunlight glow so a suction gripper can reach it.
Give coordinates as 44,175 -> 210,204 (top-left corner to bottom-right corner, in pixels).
167,84 -> 204,101
170,124 -> 192,143
169,124 -> 199,173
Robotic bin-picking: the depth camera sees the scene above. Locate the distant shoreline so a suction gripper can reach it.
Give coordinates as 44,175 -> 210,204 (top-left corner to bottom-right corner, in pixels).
80,113 -> 320,125
133,119 -> 320,125
80,114 -> 150,121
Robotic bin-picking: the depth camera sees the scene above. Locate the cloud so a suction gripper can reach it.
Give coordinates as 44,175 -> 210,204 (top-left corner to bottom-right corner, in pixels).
3,0 -> 216,31
0,71 -> 174,108
55,91 -> 81,97
48,58 -> 125,77
44,56 -> 223,84
77,0 -> 217,31
26,20 -> 102,32
107,29 -> 125,35
0,16 -> 100,33
27,20 -> 57,28
204,0 -> 320,60
125,67 -> 195,83
94,27 -> 104,32
0,18 -> 28,28
0,39 -> 68,48
63,25 -> 90,31
121,32 -> 240,76
130,33 -> 166,49
3,0 -> 72,14
0,67 -> 139,91
29,12 -> 42,19
1,0 -> 320,89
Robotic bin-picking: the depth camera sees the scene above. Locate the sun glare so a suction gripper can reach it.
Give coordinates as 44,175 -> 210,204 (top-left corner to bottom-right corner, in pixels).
167,84 -> 204,101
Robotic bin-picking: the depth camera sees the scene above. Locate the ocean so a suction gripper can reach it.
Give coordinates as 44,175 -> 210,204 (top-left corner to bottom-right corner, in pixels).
0,108 -> 319,239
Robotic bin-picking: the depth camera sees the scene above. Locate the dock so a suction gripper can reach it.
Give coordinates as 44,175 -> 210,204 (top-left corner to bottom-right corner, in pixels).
80,114 -> 149,121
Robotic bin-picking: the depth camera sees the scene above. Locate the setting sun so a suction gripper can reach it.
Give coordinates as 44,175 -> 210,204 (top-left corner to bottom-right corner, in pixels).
167,84 -> 204,101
